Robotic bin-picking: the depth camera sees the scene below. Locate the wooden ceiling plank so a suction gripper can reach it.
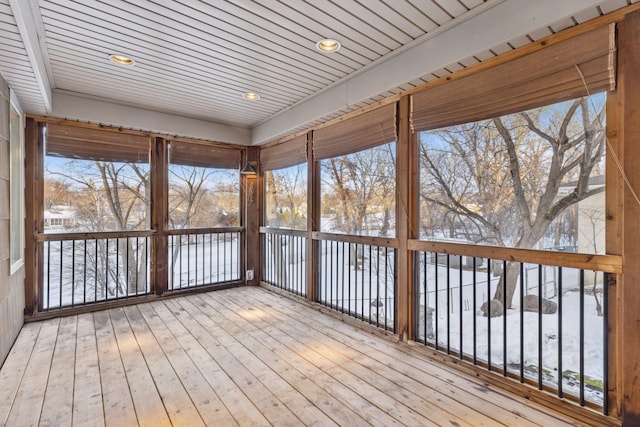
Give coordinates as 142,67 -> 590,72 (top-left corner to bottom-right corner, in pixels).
79,0 -> 352,79
45,42 -> 302,106
406,0 -> 454,25
379,0 -> 439,33
40,1 -> 338,86
169,0 -> 369,71
223,0 -> 372,66
433,0 -> 468,17
263,1 -> 391,56
42,20 -> 324,96
323,0 -> 417,43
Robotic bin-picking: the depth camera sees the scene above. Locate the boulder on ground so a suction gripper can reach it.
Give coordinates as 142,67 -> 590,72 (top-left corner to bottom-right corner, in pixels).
523,295 -> 557,314
480,299 -> 503,317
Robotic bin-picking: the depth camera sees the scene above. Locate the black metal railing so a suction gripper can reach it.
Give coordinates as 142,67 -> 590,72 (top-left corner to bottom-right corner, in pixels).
316,236 -> 397,332
261,228 -> 307,296
413,250 -> 609,412
40,231 -> 152,311
168,227 -> 241,290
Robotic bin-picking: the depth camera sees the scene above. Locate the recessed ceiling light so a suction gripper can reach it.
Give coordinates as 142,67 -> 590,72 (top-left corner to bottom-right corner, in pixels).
316,38 -> 341,53
243,92 -> 260,101
109,54 -> 135,66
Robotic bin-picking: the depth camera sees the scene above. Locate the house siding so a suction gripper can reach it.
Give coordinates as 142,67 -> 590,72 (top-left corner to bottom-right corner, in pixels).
0,74 -> 24,366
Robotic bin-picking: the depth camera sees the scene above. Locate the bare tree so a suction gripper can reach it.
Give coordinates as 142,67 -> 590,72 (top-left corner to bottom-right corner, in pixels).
419,95 -> 606,314
322,144 -> 395,236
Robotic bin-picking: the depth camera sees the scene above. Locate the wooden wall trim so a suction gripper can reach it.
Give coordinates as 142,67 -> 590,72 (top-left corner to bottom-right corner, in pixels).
259,227 -> 306,237
311,232 -> 398,248
408,240 -> 622,274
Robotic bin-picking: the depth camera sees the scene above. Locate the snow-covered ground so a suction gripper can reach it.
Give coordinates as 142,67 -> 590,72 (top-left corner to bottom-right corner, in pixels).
168,234 -> 240,289
42,235 -> 240,308
413,258 -> 604,405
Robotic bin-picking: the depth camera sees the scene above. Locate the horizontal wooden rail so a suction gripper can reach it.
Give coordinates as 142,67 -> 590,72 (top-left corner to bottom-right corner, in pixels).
408,239 -> 623,274
36,230 -> 156,242
166,227 -> 243,236
312,232 -> 398,248
260,227 -> 307,237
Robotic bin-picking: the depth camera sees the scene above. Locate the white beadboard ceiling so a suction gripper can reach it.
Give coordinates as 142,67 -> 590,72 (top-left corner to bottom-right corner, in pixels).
0,0 -> 636,145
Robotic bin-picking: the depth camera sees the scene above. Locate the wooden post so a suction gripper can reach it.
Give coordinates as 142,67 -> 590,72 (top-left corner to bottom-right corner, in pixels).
306,131 -> 319,302
618,10 -> 640,424
396,96 -> 416,342
23,119 -> 43,315
151,137 -> 168,295
244,146 -> 260,285
606,75 -> 623,419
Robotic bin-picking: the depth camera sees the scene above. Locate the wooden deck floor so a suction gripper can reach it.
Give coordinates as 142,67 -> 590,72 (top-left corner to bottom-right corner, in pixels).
0,286 -> 590,426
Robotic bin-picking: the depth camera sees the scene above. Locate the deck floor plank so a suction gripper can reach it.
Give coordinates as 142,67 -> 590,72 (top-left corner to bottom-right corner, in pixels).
0,286 -> 603,426
235,288 -> 568,426
108,307 -> 172,427
182,294 -> 355,427
162,298 -> 303,426
72,313 -> 105,427
136,302 -> 239,426
192,292 -> 423,427
150,300 -> 270,426
5,318 -> 60,427
0,322 -> 41,426
251,288 -> 585,426
93,310 -> 138,427
122,305 -> 206,427
210,291 -> 490,427
40,315 -> 78,427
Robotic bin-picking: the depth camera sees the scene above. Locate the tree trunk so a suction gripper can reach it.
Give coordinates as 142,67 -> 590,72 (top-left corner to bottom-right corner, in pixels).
491,262 -> 521,312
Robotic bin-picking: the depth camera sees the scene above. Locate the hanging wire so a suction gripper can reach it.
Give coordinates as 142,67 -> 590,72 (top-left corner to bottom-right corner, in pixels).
575,64 -> 640,207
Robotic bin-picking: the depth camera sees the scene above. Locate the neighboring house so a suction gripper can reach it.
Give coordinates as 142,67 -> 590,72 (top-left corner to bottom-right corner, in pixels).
558,176 -> 605,285
44,205 -> 76,230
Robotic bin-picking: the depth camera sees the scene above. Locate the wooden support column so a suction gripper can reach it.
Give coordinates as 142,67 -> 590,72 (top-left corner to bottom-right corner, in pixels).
244,146 -> 260,285
23,119 -> 43,315
618,9 -> 640,424
306,131 -> 319,302
396,96 -> 416,342
151,137 -> 168,295
606,74 -> 624,419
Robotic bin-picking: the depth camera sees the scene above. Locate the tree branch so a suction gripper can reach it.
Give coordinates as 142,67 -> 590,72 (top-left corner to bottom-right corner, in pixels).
493,117 -> 532,226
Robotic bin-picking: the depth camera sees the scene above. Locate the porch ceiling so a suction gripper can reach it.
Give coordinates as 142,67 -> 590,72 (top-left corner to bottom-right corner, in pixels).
0,0 -> 636,145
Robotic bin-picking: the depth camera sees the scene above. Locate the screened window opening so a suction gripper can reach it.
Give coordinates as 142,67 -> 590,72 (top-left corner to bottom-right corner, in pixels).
44,124 -> 151,233
167,141 -> 242,290
418,93 -> 606,255
320,143 -> 396,237
261,134 -> 308,230
168,141 -> 241,229
315,104 -> 397,237
415,93 -> 608,406
265,164 -> 307,230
